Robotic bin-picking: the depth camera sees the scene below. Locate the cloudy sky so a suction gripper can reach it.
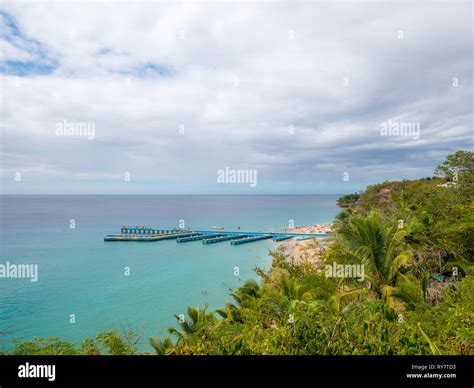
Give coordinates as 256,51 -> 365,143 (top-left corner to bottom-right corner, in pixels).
0,1 -> 472,194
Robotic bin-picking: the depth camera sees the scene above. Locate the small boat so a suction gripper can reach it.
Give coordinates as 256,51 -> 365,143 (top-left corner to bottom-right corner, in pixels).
212,226 -> 224,230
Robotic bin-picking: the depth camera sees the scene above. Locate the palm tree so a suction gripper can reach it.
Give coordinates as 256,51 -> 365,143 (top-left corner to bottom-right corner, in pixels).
389,272 -> 429,310
237,279 -> 261,298
149,336 -> 175,355
328,287 -> 369,315
215,302 -> 243,324
330,211 -> 413,305
280,275 -> 313,302
230,279 -> 261,308
168,306 -> 215,345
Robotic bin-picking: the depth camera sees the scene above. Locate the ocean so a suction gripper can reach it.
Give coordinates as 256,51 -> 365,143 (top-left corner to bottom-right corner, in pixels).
0,195 -> 340,351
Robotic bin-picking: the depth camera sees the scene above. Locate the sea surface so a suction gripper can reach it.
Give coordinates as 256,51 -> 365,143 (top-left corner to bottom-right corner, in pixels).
0,195 -> 339,351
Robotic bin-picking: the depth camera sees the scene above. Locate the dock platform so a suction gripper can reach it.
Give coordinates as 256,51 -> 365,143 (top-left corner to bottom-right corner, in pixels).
104,231 -> 195,242
105,226 -> 331,245
177,233 -> 222,242
230,235 -> 273,245
203,234 -> 249,244
272,235 -> 294,242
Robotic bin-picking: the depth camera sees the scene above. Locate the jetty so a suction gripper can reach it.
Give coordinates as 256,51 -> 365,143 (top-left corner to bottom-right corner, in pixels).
203,234 -> 249,244
104,226 -> 331,245
177,233 -> 222,242
120,227 -> 180,235
104,230 -> 198,242
230,235 -> 272,245
272,234 -> 294,242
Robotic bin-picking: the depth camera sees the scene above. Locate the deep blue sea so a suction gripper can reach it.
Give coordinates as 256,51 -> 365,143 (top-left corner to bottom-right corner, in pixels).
0,195 -> 339,351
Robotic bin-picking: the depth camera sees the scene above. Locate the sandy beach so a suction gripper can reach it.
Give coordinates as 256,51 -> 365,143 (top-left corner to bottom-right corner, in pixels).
276,224 -> 333,264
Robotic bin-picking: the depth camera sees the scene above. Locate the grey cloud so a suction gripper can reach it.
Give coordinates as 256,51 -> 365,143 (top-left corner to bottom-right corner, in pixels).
0,2 -> 472,194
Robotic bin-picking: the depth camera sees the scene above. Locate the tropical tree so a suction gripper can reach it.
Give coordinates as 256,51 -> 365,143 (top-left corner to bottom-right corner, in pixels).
279,274 -> 313,303
230,279 -> 261,308
149,336 -> 175,355
215,302 -> 243,324
434,150 -> 474,182
328,287 -> 369,315
328,211 -> 413,306
390,272 -> 429,310
167,306 -> 216,346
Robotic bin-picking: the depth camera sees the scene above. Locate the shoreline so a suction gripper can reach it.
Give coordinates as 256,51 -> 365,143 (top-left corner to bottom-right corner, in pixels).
275,223 -> 333,264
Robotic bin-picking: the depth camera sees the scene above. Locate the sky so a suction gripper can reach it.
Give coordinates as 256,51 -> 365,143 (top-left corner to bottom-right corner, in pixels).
0,0 -> 472,194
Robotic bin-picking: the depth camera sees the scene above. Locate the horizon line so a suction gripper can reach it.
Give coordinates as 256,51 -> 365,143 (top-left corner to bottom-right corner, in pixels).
0,193 -> 347,196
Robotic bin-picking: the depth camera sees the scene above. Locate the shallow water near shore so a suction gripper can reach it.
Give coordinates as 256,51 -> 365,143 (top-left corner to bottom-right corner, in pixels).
0,195 -> 339,351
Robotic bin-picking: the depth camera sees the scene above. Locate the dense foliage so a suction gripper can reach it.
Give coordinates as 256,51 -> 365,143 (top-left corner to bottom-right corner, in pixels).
336,192 -> 360,207
1,151 -> 473,355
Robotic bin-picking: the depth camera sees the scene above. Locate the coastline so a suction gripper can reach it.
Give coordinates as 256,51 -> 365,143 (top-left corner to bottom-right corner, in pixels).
276,223 -> 333,264
0,194 -> 339,350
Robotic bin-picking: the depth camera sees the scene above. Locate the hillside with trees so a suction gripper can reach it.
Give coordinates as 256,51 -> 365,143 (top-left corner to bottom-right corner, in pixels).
2,151 -> 473,355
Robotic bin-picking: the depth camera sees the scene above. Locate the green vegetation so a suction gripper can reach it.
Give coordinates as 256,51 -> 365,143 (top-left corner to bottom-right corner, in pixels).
1,151 -> 473,355
2,331 -> 138,355
336,192 -> 360,207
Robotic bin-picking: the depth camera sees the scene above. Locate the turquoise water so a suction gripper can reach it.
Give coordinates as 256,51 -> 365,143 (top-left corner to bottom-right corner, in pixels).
0,195 -> 339,351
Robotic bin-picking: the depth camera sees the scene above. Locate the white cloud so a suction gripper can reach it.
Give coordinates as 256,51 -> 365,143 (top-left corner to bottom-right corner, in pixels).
0,1 -> 472,194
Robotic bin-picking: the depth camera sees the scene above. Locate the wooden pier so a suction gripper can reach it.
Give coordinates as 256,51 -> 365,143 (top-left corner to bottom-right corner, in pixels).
272,235 -> 294,242
230,235 -> 273,245
104,231 -> 196,242
104,226 -> 331,245
202,234 -> 249,244
120,227 -> 180,235
177,233 -> 222,242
